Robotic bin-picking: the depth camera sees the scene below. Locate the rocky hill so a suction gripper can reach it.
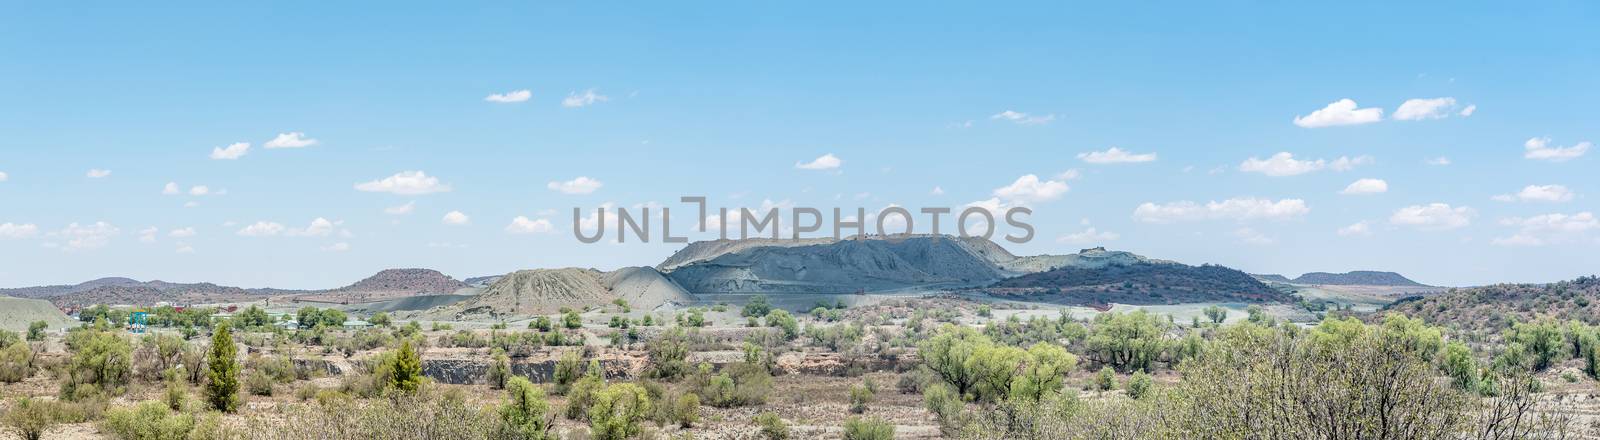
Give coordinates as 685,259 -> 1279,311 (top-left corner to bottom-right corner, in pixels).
310,268 -> 469,302
0,296 -> 77,332
44,282 -> 294,308
997,247 -> 1174,274
656,237 -> 837,271
1293,271 -> 1427,287
665,235 -> 1005,294
0,277 -> 149,298
981,259 -> 1289,306
425,267 -> 692,320
1382,276 -> 1600,334
1252,273 -> 1294,283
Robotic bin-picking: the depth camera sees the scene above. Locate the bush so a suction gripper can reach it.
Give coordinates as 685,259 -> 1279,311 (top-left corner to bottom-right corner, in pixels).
488,350 -> 511,390
646,328 -> 691,380
564,311 -> 583,329
205,324 -> 239,412
246,370 -> 275,396
1094,366 -> 1116,391
388,340 -> 423,394
842,416 -> 895,440
697,362 -> 772,408
977,305 -> 992,318
164,380 -> 187,411
61,327 -> 133,399
564,375 -> 605,420
754,411 -> 790,440
3,397 -> 60,440
588,383 -> 652,440
849,383 -> 875,414
922,384 -> 965,435
0,341 -> 33,383
670,392 -> 700,428
103,401 -> 196,440
498,376 -> 552,440
742,295 -> 773,318
765,310 -> 800,341
553,351 -> 587,395
26,322 -> 47,341
1125,371 -> 1153,399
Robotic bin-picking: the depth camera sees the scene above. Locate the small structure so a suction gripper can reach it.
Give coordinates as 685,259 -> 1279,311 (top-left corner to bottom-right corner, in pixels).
342,320 -> 372,330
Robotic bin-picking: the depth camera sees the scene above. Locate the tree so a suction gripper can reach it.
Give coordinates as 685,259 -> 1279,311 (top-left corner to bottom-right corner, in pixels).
205,323 -> 240,412
499,377 -> 551,440
1442,341 -> 1480,391
25,322 -> 46,341
588,383 -> 652,440
2,397 -> 59,440
919,325 -> 989,398
1084,311 -> 1167,373
646,327 -> 691,380
563,311 -> 583,329
1508,319 -> 1564,371
765,309 -> 799,340
1203,305 -> 1227,324
370,312 -> 392,327
62,326 -> 132,399
849,383 -> 875,414
742,295 -> 773,317
487,349 -> 511,390
390,340 -> 423,394
296,307 -> 321,329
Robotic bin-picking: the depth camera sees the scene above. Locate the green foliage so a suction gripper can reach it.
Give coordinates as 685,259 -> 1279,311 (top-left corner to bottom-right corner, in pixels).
807,322 -> 864,352
1084,310 -> 1167,373
564,375 -> 605,420
588,383 -> 652,440
296,307 -> 348,330
1442,342 -> 1479,390
1507,319 -> 1564,371
553,351 -> 587,394
1582,332 -> 1600,380
765,309 -> 799,340
488,350 -> 511,390
3,397 -> 61,440
1203,305 -> 1227,324
686,308 -> 707,327
370,312 -> 392,327
670,392 -> 700,428
498,377 -> 552,440
697,362 -> 773,408
755,411 -> 790,439
742,294 -> 773,318
205,323 -> 240,412
246,369 -> 275,396
563,311 -> 583,329
0,341 -> 34,383
236,305 -> 272,329
1125,370 -> 1153,399
389,340 -> 423,394
646,327 -> 691,380
529,316 -> 553,332
842,416 -> 895,440
849,382 -> 875,414
922,383 -> 965,435
976,305 -> 993,318
103,401 -> 197,440
62,326 -> 133,399
26,321 -> 47,341
1093,366 -> 1116,391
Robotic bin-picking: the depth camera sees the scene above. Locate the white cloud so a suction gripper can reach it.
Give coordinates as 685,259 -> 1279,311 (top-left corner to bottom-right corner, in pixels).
175,243 -> 195,254
209,142 -> 250,160
0,223 -> 40,239
1337,221 -> 1374,237
442,211 -> 470,225
930,186 -> 945,196
1233,227 -> 1274,245
547,176 -> 604,195
188,185 -> 211,196
506,216 -> 555,234
162,182 -> 181,195
795,153 -> 843,170
86,169 -> 112,178
1133,197 -> 1310,223
1078,147 -> 1157,164
1492,212 -> 1599,246
1057,227 -> 1119,244
990,110 -> 1055,125
1389,203 -> 1474,230
1393,97 -> 1458,121
561,89 -> 609,107
237,222 -> 286,237
355,171 -> 452,195
1330,155 -> 1374,171
55,222 -> 120,250
384,201 -> 416,215
0,171 -> 8,182
484,89 -> 532,103
1494,184 -> 1575,203
183,201 -> 200,208
288,218 -> 338,237
992,174 -> 1070,203
321,242 -> 351,252
1056,169 -> 1082,180
1340,178 -> 1389,195
1293,99 -> 1383,128
1239,152 -> 1324,176
168,227 -> 197,238
138,227 -> 158,243
263,132 -> 318,149
1459,104 -> 1477,117
1523,137 -> 1590,162
1424,156 -> 1452,166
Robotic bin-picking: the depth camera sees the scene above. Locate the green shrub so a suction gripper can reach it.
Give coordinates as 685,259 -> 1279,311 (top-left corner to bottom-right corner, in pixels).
563,311 -> 583,329
553,351 -> 586,395
754,411 -> 790,440
487,350 -> 511,390
3,397 -> 60,440
388,340 -> 423,394
164,380 -> 187,411
103,401 -> 196,440
646,328 -> 691,380
842,416 -> 895,440
246,370 -> 274,396
205,324 -> 239,412
765,310 -> 800,340
0,341 -> 33,383
588,383 -> 652,440
1126,370 -> 1153,399
742,295 -> 773,318
26,322 -> 47,341
564,375 -> 605,420
670,392 -> 700,428
922,383 -> 965,435
976,305 -> 992,318
697,362 -> 772,408
61,327 -> 132,399
1094,366 -> 1116,391
849,383 -> 875,414
498,376 -> 552,440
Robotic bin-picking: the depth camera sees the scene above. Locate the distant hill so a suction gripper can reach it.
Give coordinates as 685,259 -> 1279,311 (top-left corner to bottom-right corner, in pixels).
665,235 -> 1004,294
1382,276 -> 1600,334
1293,271 -> 1426,287
998,247 -> 1174,273
656,237 -> 837,271
0,296 -> 77,332
1252,273 -> 1293,283
425,267 -> 691,320
48,282 -> 297,308
4,268 -> 465,308
982,257 -> 1289,306
0,277 -> 148,299
308,268 -> 469,302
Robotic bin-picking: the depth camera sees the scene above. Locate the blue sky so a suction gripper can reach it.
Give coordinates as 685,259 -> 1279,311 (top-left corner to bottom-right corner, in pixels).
1,1 -> 1596,288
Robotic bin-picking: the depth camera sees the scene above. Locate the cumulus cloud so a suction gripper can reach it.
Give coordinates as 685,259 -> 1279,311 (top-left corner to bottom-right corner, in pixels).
0,223 -> 40,239
930,186 -> 945,196
992,174 -> 1070,203
442,211 -> 470,225
1132,197 -> 1310,223
990,110 -> 1056,125
384,201 -> 416,215
547,176 -> 603,195
1337,221 -> 1374,237
168,227 -> 197,238
210,142 -> 250,160
795,153 -> 843,170
506,216 -> 555,234
355,171 -> 452,195
1459,104 -> 1477,117
0,171 -> 8,182
1293,99 -> 1383,128
263,132 -> 318,149
162,182 -> 180,195
484,89 -> 532,103
1340,178 -> 1389,195
138,227 -> 159,243
1239,152 -> 1369,176
54,222 -> 120,250
561,89 -> 609,107
1078,147 -> 1157,164
1330,155 -> 1374,171
1393,97 -> 1459,121
1057,227 -> 1119,244
189,186 -> 212,196
1523,137 -> 1590,162
1389,203 -> 1474,230
86,169 -> 112,178
237,218 -> 338,237
1492,212 -> 1599,246
1493,185 -> 1575,203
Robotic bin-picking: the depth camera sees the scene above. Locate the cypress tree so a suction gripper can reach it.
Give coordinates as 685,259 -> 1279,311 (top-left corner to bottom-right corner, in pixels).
206,322 -> 240,412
